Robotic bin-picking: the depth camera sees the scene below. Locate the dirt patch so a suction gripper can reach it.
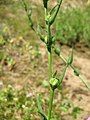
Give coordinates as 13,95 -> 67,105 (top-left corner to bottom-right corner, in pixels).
0,43 -> 90,119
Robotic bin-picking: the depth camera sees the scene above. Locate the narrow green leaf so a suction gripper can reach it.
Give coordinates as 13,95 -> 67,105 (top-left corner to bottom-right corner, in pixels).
37,95 -> 43,113
53,71 -> 57,77
59,65 -> 68,83
21,0 -> 34,29
50,4 -> 58,15
72,66 -> 90,90
37,95 -> 47,120
37,24 -> 45,43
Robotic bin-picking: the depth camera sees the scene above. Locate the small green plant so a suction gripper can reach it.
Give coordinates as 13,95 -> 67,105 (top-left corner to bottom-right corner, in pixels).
56,6 -> 90,47
0,24 -> 11,46
0,85 -> 36,120
21,0 -> 90,119
0,0 -> 14,6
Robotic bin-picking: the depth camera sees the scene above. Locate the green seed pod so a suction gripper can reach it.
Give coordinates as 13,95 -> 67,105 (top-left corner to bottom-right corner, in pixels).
49,77 -> 59,90
52,36 -> 56,44
74,69 -> 80,76
49,0 -> 63,25
67,50 -> 73,65
54,47 -> 60,56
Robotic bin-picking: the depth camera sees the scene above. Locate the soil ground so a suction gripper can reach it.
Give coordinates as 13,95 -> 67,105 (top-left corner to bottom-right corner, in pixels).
0,42 -> 90,120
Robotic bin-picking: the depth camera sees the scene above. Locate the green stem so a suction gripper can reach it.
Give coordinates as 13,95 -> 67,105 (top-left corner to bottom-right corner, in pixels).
48,51 -> 52,79
44,1 -> 62,119
47,26 -> 54,120
48,87 -> 54,120
48,50 -> 54,120
60,54 -> 90,90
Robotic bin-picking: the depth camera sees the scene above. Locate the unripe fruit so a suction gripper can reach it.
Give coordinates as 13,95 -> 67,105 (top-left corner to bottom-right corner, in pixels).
49,77 -> 59,90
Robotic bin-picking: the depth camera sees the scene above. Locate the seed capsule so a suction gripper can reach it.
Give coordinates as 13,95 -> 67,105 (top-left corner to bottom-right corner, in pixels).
49,77 -> 59,90
74,69 -> 80,76
67,50 -> 73,65
54,47 -> 60,56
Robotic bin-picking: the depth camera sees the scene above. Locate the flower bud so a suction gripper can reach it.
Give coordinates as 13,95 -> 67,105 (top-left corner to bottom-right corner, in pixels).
54,47 -> 60,56
49,77 -> 59,90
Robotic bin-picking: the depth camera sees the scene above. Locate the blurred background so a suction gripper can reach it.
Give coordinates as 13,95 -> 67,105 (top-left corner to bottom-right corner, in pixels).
0,0 -> 90,120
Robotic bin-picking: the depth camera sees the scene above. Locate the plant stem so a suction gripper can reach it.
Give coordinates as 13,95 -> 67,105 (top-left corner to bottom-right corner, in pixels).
48,51 -> 52,79
44,5 -> 55,119
48,87 -> 54,120
48,50 -> 54,120
45,1 -> 63,119
47,23 -> 54,120
60,54 -> 90,89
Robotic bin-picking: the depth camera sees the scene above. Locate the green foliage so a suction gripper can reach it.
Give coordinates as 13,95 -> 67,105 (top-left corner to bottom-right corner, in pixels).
0,24 -> 11,46
56,6 -> 90,47
0,85 -> 36,120
71,107 -> 83,119
0,0 -> 14,6
60,99 -> 72,112
83,5 -> 90,47
0,2 -> 31,40
60,98 -> 83,119
0,35 -> 5,46
5,55 -> 15,68
0,51 -> 4,61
